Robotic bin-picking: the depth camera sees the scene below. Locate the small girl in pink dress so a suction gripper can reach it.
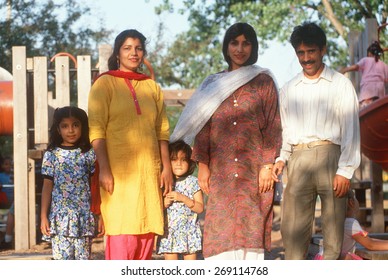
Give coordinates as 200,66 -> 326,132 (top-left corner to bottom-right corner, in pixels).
340,41 -> 388,108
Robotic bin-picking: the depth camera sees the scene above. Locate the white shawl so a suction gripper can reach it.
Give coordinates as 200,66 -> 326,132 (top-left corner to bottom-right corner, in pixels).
170,65 -> 277,144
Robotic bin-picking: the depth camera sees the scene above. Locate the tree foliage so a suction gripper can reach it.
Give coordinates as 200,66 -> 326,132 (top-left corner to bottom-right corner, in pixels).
0,0 -> 112,72
153,0 -> 388,89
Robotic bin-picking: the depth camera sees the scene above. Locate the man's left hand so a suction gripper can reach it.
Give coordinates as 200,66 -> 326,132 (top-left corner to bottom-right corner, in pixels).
333,175 -> 350,197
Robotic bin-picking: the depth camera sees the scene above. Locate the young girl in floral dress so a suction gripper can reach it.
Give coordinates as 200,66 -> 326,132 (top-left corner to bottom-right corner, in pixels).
40,106 -> 100,260
158,140 -> 204,260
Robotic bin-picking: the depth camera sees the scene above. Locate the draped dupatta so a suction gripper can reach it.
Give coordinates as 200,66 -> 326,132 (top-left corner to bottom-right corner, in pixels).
170,65 -> 278,144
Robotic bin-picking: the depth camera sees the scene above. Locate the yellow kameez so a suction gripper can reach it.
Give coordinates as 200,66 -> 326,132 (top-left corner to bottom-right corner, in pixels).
88,75 -> 169,236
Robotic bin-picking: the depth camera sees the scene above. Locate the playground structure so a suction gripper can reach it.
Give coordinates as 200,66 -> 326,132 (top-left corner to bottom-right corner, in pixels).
0,19 -> 387,251
347,18 -> 388,233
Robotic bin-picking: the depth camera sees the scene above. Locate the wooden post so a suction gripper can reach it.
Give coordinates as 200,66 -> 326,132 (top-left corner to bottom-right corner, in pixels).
33,56 -> 49,149
28,158 -> 36,246
77,55 -> 91,112
99,44 -> 112,74
347,31 -> 361,93
53,56 -> 70,108
12,46 -> 30,250
371,162 -> 384,232
349,18 -> 385,231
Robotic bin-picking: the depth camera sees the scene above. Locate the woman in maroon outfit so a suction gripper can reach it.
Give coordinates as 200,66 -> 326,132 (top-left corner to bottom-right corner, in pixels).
171,23 -> 282,260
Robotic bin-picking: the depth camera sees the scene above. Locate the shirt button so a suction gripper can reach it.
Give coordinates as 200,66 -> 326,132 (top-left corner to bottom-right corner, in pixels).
235,173 -> 238,177
235,158 -> 238,162
233,122 -> 237,125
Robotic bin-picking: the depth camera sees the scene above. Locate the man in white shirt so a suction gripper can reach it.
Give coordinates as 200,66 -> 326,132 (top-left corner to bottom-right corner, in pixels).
272,22 -> 360,260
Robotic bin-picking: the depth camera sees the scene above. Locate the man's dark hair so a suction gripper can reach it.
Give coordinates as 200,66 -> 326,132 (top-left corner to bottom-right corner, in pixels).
290,22 -> 327,51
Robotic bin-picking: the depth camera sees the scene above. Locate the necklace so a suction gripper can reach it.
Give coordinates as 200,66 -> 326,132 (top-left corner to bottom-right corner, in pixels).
232,90 -> 242,107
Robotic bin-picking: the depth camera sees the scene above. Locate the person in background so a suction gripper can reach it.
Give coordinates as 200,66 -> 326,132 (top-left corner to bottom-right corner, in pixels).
88,29 -> 173,260
315,190 -> 388,260
40,106 -> 100,260
340,41 -> 388,108
157,140 -> 204,260
171,22 -> 282,260
272,22 -> 360,260
0,156 -> 14,250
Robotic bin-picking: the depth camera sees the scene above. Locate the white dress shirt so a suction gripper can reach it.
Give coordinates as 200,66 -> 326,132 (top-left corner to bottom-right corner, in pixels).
277,65 -> 361,179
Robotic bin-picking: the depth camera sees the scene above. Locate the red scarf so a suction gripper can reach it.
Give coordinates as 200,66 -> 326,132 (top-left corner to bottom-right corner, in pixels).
94,70 -> 150,115
95,70 -> 151,81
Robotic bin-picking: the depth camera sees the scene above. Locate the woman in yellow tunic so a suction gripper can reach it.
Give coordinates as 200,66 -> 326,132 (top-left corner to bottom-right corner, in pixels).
88,29 -> 173,260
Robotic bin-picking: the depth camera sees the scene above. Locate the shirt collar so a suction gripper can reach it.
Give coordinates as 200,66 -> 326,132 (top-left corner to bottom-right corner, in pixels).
295,64 -> 334,85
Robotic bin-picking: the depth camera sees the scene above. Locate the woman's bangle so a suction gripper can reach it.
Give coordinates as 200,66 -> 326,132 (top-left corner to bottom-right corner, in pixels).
262,164 -> 273,170
188,199 -> 195,209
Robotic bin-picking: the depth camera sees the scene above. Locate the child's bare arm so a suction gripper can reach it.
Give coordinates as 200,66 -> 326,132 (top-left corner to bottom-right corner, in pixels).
353,234 -> 388,251
167,190 -> 204,214
40,178 -> 53,236
190,190 -> 204,214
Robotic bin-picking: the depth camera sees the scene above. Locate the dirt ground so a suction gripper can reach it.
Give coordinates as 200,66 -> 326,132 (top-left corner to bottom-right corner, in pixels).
0,205 -> 292,260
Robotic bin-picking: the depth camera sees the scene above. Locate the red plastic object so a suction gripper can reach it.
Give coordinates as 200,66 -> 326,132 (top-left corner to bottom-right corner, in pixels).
0,81 -> 13,136
359,96 -> 388,171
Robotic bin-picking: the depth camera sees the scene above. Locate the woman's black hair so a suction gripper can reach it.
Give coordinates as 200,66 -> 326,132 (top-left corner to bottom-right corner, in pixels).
290,22 -> 327,51
108,29 -> 148,70
367,41 -> 384,62
169,140 -> 196,177
222,22 -> 259,68
48,106 -> 91,153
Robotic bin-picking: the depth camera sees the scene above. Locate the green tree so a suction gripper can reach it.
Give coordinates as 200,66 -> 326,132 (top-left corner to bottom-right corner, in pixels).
0,0 -> 112,72
154,0 -> 388,88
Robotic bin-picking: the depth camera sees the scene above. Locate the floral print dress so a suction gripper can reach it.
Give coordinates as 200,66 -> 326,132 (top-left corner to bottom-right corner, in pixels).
41,146 -> 96,241
158,175 -> 202,254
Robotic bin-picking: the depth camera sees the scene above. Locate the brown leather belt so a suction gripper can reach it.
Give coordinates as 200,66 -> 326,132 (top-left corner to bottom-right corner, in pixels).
292,140 -> 334,152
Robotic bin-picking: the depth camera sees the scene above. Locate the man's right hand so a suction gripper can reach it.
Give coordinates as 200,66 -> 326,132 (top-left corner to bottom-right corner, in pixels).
272,161 -> 285,182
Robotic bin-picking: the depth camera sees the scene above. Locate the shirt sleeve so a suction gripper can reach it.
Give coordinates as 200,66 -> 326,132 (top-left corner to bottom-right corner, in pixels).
87,148 -> 97,175
153,82 -> 170,141
88,77 -> 111,142
41,151 -> 54,180
257,75 -> 282,164
278,84 -> 293,162
336,79 -> 361,179
347,218 -> 368,237
192,119 -> 211,165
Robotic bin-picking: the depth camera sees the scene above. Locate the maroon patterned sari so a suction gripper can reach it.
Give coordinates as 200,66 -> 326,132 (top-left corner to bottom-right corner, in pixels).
192,73 -> 282,258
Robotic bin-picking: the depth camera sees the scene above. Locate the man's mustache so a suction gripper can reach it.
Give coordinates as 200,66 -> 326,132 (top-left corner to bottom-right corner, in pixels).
302,61 -> 315,65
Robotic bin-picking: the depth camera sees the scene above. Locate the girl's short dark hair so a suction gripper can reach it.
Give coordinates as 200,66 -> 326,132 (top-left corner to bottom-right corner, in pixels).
290,22 -> 327,51
367,41 -> 383,62
169,140 -> 196,177
222,22 -> 259,68
108,29 -> 148,70
48,106 -> 91,153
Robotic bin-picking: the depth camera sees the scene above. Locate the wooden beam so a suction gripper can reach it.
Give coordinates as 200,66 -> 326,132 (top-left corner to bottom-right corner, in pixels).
77,55 -> 91,113
28,158 -> 36,246
98,44 -> 111,74
12,46 -> 30,250
54,56 -> 70,108
371,161 -> 385,232
163,89 -> 194,106
33,56 -> 49,146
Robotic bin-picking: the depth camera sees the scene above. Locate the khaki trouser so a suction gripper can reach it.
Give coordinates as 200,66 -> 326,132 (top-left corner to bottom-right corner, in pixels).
281,144 -> 347,260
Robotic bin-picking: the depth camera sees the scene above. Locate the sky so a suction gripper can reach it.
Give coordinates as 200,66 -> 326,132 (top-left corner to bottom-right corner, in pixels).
88,0 -> 302,88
